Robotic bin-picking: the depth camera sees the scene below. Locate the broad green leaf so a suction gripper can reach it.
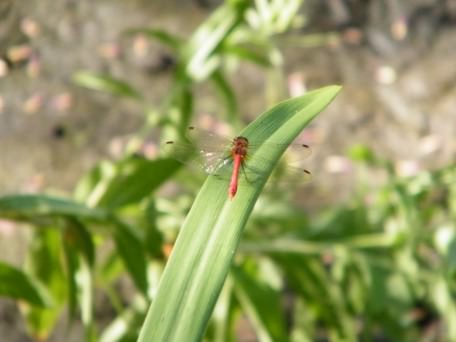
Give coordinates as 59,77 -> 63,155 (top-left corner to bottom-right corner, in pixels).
138,85 -> 341,342
0,262 -> 49,307
73,71 -> 143,100
94,156 -> 181,209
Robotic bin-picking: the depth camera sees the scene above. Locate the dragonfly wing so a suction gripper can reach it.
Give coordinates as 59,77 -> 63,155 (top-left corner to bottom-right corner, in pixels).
238,152 -> 312,185
186,126 -> 231,152
247,141 -> 311,162
163,140 -> 231,177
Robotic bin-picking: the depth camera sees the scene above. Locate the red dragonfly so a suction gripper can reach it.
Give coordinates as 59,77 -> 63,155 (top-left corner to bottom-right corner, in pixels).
165,126 -> 311,199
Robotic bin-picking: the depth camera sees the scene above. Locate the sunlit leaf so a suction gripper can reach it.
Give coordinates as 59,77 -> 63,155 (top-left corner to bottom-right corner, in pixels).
137,86 -> 341,341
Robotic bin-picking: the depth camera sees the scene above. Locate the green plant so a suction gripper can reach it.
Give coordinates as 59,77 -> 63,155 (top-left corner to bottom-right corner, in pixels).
2,0 -> 455,341
137,86 -> 340,342
1,1 -> 314,340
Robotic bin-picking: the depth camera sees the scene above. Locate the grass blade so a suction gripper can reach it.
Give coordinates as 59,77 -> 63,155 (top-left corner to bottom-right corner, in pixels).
138,85 -> 341,341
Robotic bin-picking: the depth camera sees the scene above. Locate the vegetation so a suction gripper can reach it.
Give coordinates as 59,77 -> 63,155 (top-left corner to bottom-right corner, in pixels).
1,1 -> 455,341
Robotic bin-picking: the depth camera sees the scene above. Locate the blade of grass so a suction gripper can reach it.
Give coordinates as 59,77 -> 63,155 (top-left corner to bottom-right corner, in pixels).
138,85 -> 341,342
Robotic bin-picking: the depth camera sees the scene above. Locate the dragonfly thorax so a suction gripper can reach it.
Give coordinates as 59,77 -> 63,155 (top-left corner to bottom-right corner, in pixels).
231,136 -> 249,158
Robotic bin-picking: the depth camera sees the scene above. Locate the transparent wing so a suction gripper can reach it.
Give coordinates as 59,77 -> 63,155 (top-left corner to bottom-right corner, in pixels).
185,126 -> 232,153
185,126 -> 311,159
162,139 -> 230,175
238,156 -> 312,185
164,126 -> 312,185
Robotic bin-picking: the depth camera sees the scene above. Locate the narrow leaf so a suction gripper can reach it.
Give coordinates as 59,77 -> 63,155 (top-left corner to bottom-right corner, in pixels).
138,85 -> 341,341
0,194 -> 107,221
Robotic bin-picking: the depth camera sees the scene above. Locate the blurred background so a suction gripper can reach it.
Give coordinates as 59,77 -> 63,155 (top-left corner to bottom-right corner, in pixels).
1,0 -> 456,341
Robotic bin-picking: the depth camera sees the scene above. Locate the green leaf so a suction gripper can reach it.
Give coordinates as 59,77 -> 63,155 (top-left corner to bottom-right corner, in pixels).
61,241 -> 97,341
184,1 -> 249,80
73,71 -> 143,100
232,263 -> 288,341
112,220 -> 148,295
24,229 -> 67,340
210,277 -> 235,342
62,220 -> 95,332
66,219 -> 96,267
137,85 -> 341,342
274,254 -> 357,340
143,199 -> 164,259
94,156 -> 181,209
0,262 -> 49,307
74,160 -> 112,203
0,194 -> 107,222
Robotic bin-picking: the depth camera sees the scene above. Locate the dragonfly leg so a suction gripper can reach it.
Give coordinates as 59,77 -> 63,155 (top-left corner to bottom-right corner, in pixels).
241,162 -> 255,184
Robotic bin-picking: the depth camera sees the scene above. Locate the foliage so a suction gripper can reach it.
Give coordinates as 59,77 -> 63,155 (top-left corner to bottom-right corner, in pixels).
1,1 -> 455,342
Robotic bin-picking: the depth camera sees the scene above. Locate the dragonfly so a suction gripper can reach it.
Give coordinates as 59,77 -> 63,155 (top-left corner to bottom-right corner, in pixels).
165,126 -> 312,199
